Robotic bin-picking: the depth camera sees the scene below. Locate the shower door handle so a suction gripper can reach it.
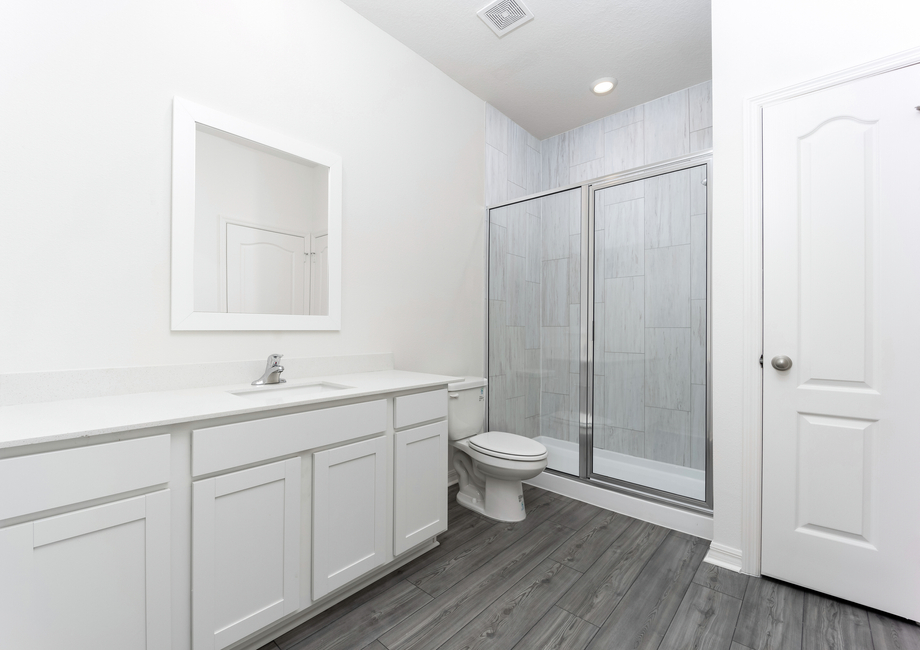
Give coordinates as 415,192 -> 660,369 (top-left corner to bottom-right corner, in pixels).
771,355 -> 793,371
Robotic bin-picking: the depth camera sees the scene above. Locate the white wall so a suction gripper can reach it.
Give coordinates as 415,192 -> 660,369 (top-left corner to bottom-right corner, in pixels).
0,0 -> 485,378
711,0 -> 920,562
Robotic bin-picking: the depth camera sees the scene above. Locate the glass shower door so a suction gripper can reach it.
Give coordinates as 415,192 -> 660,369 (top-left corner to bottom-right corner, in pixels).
590,165 -> 709,501
487,187 -> 582,475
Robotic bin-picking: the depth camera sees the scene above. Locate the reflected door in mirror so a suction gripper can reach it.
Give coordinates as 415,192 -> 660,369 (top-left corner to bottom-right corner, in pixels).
226,224 -> 306,315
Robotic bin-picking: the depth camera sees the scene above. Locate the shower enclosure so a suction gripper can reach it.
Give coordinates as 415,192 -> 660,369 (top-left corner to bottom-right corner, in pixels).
487,153 -> 712,510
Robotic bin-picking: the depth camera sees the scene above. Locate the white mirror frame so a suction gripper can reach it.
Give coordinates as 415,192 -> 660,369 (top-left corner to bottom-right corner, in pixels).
171,97 -> 342,330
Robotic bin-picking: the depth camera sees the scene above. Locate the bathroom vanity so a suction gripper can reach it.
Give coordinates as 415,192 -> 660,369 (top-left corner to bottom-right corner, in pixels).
0,370 -> 453,650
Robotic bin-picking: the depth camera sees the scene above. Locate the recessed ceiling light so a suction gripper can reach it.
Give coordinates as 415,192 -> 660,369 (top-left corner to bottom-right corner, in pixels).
591,78 -> 618,96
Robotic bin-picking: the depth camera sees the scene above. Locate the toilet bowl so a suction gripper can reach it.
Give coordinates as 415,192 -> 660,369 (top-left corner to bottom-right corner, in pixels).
448,377 -> 547,522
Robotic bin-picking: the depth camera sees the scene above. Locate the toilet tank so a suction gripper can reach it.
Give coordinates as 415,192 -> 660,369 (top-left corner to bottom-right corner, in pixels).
446,377 -> 487,441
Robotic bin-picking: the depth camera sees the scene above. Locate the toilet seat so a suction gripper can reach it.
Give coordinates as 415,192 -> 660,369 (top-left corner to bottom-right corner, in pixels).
468,431 -> 547,461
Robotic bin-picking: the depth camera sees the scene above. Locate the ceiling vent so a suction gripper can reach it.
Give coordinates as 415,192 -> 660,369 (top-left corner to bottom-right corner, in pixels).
477,0 -> 534,38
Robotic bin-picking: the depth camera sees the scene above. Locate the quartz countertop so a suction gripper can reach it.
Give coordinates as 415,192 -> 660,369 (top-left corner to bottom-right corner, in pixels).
0,370 -> 458,449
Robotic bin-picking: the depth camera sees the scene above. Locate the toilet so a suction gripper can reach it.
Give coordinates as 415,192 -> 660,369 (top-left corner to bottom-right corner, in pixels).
448,377 -> 548,522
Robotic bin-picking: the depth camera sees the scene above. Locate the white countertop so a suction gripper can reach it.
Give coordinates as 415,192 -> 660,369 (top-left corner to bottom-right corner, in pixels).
0,370 -> 458,449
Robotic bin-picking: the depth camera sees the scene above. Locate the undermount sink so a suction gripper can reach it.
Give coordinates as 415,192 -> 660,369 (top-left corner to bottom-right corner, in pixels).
228,381 -> 354,403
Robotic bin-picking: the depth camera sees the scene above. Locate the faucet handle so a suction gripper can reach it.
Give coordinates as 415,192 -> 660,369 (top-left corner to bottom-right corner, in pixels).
267,353 -> 283,367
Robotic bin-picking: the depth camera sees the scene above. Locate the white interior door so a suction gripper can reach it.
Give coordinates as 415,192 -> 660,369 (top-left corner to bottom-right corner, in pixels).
226,223 -> 306,314
762,63 -> 920,620
310,232 -> 328,316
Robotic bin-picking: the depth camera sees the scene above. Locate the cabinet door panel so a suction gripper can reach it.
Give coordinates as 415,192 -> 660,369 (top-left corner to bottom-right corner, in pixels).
394,421 -> 448,556
0,491 -> 171,650
193,458 -> 301,650
313,436 -> 387,600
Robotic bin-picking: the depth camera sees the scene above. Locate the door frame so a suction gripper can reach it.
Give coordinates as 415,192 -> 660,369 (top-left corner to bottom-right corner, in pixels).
739,45 -> 920,576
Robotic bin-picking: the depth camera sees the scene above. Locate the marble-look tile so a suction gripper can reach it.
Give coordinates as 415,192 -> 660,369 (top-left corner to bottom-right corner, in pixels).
507,395 -> 526,436
542,132 -> 570,191
689,128 -> 712,152
525,348 -> 541,417
489,223 -> 507,300
489,301 -> 507,378
691,299 -> 706,385
596,426 -> 645,457
506,253 -> 526,327
688,81 -> 713,132
568,371 -> 581,427
507,326 -> 526,398
604,122 -> 645,175
507,181 -> 527,201
645,245 -> 691,328
604,198 -> 644,278
690,384 -> 706,470
593,304 -> 605,370
541,326 -> 569,394
601,177 -> 644,205
605,352 -> 645,431
644,89 -> 690,164
541,392 -> 568,440
524,415 -> 540,439
569,304 -> 580,374
525,213 -> 541,283
570,119 -> 605,166
526,145 -> 542,194
570,158 -> 604,184
690,214 -> 706,300
565,186 -> 582,233
526,128 -> 541,153
568,234 -> 581,305
485,103 -> 510,153
509,122 -> 528,189
486,145 -> 508,207
594,227 -> 605,282
645,169 -> 691,249
690,165 -> 707,216
604,277 -> 644,353
507,203 -> 527,257
542,259 -> 568,327
592,373 -> 605,421
541,193 -> 570,260
604,104 -> 644,132
489,380 -> 508,432
525,281 -> 541,349
645,328 -> 691,411
645,406 -> 691,467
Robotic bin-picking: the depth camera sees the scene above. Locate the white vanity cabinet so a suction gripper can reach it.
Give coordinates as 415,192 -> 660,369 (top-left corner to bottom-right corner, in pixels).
0,436 -> 172,650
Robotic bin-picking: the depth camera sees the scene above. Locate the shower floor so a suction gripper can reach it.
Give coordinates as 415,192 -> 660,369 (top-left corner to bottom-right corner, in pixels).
534,436 -> 705,501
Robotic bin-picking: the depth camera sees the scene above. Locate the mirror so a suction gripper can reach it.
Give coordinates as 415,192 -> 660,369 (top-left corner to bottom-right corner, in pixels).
171,98 -> 342,330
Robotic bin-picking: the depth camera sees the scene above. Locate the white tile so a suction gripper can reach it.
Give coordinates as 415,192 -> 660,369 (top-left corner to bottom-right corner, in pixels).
526,145 -> 541,194
689,128 -> 712,152
605,352 -> 645,431
570,158 -> 604,184
506,254 -> 526,327
488,300 -> 507,377
526,213 -> 541,282
604,276 -> 644,353
489,223 -> 506,300
645,169 -> 691,248
541,193 -> 571,260
525,281 -> 540,349
542,259 -> 568,327
604,104 -> 644,131
604,199 -> 644,278
507,181 -> 526,201
541,132 -> 570,191
485,103 -> 510,154
486,145 -> 508,207
690,165 -> 707,216
643,89 -> 689,164
690,213 -> 706,300
645,245 -> 691,328
509,121 -> 528,188
688,81 -> 713,132
601,177 -> 644,205
689,385 -> 705,470
691,299 -> 706,385
604,121 -> 645,175
507,203 -> 527,257
645,328 -> 691,411
568,234 -> 580,305
541,326 -> 568,395
570,119 -> 605,166
645,407 -> 690,467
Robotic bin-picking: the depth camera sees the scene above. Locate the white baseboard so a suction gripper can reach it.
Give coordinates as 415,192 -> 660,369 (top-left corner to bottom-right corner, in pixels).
704,542 -> 744,573
447,469 -> 458,486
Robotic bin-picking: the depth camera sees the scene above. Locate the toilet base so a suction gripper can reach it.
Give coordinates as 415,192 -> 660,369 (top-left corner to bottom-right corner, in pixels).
456,475 -> 526,522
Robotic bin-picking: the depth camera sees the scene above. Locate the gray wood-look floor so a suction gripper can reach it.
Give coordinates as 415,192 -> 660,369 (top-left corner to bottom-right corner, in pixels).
260,484 -> 920,650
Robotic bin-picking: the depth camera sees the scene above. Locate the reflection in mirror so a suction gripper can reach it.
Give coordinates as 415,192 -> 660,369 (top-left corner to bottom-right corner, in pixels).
193,126 -> 329,315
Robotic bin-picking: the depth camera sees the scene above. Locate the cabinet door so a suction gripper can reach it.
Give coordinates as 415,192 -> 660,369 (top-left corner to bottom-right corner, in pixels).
0,491 -> 171,650
192,458 -> 301,650
394,421 -> 448,556
313,436 -> 387,600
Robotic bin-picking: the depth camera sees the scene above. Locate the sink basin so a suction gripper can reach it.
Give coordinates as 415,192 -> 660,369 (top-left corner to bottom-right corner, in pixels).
228,381 -> 354,404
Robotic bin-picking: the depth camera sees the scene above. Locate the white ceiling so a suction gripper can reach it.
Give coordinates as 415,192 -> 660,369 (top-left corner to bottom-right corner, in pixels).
339,0 -> 712,139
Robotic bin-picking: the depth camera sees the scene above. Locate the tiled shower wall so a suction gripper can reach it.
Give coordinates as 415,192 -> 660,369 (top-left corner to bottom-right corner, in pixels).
486,81 -> 712,463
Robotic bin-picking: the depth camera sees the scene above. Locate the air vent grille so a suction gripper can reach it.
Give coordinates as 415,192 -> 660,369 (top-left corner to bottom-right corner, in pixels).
477,0 -> 534,37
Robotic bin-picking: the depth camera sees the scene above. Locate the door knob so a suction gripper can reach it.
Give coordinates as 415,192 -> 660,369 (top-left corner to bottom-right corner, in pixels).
771,355 -> 793,371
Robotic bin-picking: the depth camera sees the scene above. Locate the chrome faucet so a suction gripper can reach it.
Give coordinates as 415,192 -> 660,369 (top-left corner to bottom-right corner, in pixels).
252,354 -> 286,386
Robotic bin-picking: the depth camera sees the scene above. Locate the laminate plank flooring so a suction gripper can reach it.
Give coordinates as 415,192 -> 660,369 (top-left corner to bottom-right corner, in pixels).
271,484 -> 920,650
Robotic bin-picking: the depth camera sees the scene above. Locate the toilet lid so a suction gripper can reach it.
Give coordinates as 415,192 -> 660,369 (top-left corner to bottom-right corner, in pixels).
468,431 -> 547,460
